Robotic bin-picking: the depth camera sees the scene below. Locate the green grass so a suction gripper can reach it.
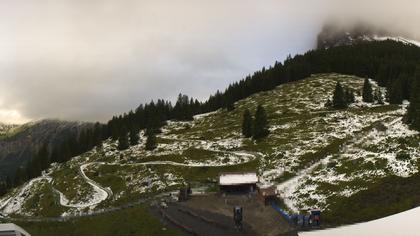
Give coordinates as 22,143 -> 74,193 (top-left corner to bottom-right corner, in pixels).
13,204 -> 180,236
323,173 -> 420,226
50,165 -> 94,203
21,184 -> 65,217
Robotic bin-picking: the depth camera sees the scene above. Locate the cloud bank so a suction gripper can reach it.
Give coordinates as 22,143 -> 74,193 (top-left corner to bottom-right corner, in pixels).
0,0 -> 419,123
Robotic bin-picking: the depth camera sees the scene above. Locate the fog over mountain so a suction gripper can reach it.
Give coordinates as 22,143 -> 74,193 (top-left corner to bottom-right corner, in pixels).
0,0 -> 419,124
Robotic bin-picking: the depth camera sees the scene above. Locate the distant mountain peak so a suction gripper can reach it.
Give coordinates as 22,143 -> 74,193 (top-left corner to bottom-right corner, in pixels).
317,22 -> 420,49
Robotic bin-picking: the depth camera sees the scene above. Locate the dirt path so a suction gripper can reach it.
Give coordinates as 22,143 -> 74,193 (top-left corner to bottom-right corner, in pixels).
0,176 -> 52,215
50,162 -> 112,209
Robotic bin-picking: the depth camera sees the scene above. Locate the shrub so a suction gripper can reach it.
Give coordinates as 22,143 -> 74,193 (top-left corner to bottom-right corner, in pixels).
396,152 -> 410,161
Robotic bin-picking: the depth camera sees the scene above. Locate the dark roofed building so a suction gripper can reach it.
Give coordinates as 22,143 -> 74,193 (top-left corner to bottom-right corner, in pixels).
257,185 -> 277,205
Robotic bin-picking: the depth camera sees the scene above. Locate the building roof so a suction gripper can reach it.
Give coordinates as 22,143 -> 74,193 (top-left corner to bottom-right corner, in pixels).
259,186 -> 277,197
219,172 -> 258,186
0,223 -> 31,235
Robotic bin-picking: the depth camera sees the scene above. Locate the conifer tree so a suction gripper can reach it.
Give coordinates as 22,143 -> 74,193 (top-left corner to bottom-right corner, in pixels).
406,77 -> 420,131
117,128 -> 129,150
388,79 -> 404,104
5,176 -> 11,190
60,140 -> 72,163
253,105 -> 269,139
332,82 -> 347,109
362,78 -> 374,103
242,109 -> 253,138
344,89 -> 350,104
93,122 -> 104,147
226,100 -> 235,111
37,144 -> 50,170
129,128 -> 140,146
344,88 -> 355,104
0,180 -> 7,196
145,129 -> 157,151
13,167 -> 25,187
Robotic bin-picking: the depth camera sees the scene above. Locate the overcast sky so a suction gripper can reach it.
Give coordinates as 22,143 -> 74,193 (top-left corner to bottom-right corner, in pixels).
1,0 -> 419,124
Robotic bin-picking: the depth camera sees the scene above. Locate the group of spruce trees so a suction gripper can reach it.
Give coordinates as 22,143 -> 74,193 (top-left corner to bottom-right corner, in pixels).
2,40 -> 420,196
242,105 -> 269,140
326,82 -> 356,109
109,94 -> 201,151
329,78 -> 387,109
116,126 -> 157,151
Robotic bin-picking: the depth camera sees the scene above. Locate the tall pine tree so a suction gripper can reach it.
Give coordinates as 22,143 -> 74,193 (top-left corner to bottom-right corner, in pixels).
344,88 -> 355,104
129,128 -> 140,146
406,72 -> 420,131
145,128 -> 157,151
242,109 -> 253,138
332,82 -> 347,109
253,105 -> 269,139
362,78 -> 374,103
388,79 -> 404,104
117,127 -> 129,150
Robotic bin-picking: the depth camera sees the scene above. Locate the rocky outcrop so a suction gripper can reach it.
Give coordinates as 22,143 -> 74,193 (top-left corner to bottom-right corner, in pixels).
317,22 -> 390,49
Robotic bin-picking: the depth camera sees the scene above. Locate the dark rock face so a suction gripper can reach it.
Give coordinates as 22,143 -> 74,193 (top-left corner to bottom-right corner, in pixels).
0,120 -> 91,178
316,23 -> 390,49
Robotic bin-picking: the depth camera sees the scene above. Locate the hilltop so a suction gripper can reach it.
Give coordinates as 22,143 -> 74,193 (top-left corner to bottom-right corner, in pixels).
0,74 -> 418,234
317,22 -> 420,49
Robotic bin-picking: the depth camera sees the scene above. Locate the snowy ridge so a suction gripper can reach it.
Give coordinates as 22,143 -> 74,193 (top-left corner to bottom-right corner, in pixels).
373,35 -> 420,47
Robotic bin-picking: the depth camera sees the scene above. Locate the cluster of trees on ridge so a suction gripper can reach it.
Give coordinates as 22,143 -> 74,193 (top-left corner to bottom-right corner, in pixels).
242,105 -> 269,140
1,40 -> 420,196
327,78 -> 385,109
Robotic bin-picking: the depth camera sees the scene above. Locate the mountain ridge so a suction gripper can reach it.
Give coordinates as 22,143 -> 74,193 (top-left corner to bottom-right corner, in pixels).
317,22 -> 420,49
0,120 -> 93,178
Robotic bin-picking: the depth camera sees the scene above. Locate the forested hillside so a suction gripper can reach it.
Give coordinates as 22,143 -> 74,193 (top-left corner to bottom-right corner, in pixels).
107,40 -> 420,138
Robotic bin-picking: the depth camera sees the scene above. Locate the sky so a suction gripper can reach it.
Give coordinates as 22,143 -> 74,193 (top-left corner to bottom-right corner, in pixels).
0,0 -> 419,124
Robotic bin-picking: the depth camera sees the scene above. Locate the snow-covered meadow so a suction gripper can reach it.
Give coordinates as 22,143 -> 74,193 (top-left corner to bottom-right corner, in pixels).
0,73 -> 418,218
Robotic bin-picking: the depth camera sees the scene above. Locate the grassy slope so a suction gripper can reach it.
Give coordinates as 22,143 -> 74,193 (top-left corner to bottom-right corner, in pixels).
1,73 -> 419,229
323,173 -> 420,225
12,204 -> 180,236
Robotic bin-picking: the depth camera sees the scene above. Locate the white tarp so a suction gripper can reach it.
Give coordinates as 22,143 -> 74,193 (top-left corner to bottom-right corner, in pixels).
299,206 -> 420,236
219,173 -> 258,186
0,223 -> 31,236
